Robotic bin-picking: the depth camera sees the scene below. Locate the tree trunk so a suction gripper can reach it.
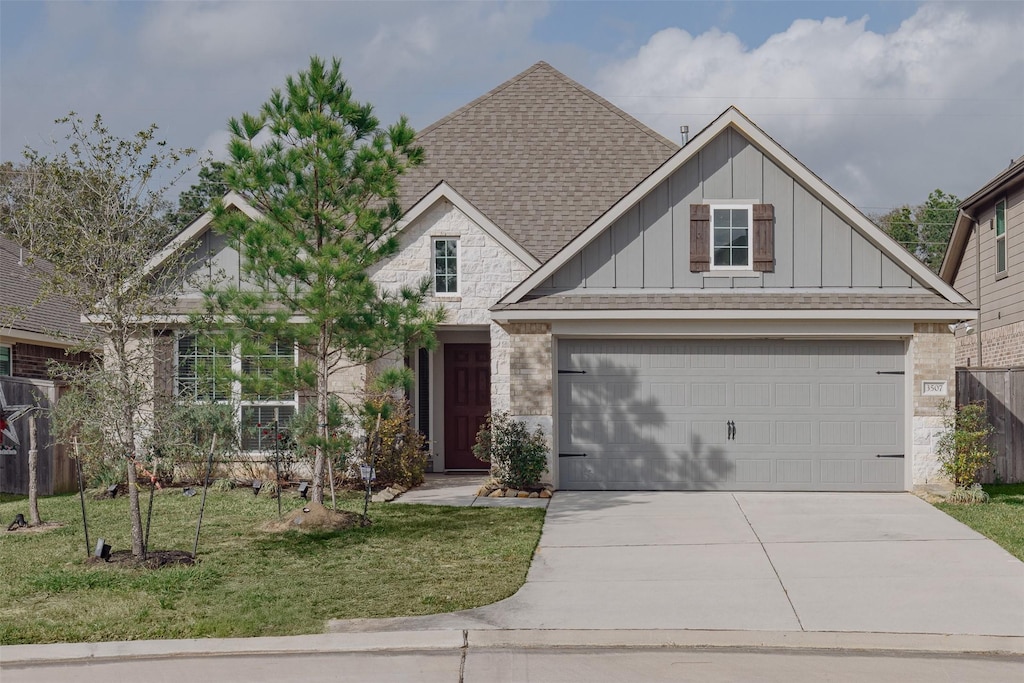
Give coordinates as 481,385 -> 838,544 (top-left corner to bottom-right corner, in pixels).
311,326 -> 329,504
125,419 -> 145,559
28,415 -> 41,525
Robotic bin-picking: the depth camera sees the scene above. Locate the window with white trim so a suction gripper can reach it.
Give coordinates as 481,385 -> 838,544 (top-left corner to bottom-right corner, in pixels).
711,205 -> 752,269
995,199 -> 1007,274
433,238 -> 458,294
174,333 -> 297,452
0,345 -> 11,376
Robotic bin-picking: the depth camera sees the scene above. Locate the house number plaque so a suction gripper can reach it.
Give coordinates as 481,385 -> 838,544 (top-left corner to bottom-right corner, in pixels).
921,380 -> 947,396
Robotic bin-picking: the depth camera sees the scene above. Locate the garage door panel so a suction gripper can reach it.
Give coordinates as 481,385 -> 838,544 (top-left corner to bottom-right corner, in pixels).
558,339 -> 905,491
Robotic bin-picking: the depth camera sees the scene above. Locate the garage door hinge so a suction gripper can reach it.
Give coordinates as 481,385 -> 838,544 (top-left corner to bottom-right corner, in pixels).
559,453 -> 587,458
875,454 -> 905,458
557,370 -> 586,374
876,371 -> 905,375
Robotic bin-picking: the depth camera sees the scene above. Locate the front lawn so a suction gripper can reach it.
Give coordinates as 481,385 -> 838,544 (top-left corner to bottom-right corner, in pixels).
935,483 -> 1024,561
0,488 -> 544,644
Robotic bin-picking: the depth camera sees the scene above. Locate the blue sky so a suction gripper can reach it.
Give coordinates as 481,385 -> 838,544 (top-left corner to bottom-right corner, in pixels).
2,1 -> 1021,212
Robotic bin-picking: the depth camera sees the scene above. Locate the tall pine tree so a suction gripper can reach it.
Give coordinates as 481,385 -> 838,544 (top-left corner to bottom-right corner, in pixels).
206,57 -> 442,503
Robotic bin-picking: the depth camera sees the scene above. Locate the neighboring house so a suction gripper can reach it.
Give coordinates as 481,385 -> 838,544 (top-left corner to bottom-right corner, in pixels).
940,155 -> 1024,368
0,235 -> 91,494
939,155 -> 1024,481
144,62 -> 973,491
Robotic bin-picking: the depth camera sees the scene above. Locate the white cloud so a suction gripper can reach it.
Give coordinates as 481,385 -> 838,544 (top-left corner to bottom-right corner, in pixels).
595,3 -> 1024,209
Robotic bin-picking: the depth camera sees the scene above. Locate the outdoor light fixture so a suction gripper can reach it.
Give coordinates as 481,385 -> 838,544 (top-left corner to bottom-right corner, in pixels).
252,480 -> 262,496
94,538 -> 111,561
183,487 -> 196,497
297,482 -> 309,499
107,484 -> 119,499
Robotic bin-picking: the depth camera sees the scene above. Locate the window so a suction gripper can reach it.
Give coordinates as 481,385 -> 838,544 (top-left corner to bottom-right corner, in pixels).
0,345 -> 11,376
176,334 -> 231,402
711,205 -> 752,269
175,333 -> 297,452
995,199 -> 1007,274
434,238 -> 458,294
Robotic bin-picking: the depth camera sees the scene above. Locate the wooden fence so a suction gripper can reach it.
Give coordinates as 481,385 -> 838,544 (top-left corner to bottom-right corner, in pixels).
0,377 -> 76,495
956,368 -> 1024,483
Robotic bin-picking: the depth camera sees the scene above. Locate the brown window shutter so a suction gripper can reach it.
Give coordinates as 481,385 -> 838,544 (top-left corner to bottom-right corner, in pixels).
690,204 -> 710,272
752,203 -> 775,272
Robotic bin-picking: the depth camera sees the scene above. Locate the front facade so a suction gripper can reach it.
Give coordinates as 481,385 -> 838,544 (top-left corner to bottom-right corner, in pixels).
940,155 -> 1024,368
151,62 -> 971,490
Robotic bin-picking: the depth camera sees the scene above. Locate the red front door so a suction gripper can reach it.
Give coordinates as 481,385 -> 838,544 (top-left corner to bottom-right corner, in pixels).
444,344 -> 490,470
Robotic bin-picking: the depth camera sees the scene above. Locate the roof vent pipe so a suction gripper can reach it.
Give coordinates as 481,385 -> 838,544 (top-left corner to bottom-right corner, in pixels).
680,125 -> 690,146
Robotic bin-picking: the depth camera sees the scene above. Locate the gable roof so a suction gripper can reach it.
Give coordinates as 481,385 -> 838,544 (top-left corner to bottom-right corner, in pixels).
0,235 -> 88,344
499,107 -> 970,308
939,154 -> 1024,283
397,61 -> 679,262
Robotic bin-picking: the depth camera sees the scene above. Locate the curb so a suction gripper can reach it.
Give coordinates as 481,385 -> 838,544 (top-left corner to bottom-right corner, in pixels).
4,629 -> 1022,665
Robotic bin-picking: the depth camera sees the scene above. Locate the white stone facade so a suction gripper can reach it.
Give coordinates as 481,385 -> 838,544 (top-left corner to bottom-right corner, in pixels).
370,199 -> 534,326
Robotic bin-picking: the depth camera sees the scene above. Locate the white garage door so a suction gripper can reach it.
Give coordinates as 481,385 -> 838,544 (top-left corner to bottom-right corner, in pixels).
557,339 -> 905,491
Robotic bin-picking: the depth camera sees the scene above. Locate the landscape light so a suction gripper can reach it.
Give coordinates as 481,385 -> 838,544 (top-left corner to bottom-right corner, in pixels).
107,484 -> 119,498
297,482 -> 308,499
252,480 -> 262,496
183,487 -> 196,497
94,538 -> 111,561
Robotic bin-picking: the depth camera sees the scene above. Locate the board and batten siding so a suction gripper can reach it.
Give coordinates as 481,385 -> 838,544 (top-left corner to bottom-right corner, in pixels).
540,127 -> 920,292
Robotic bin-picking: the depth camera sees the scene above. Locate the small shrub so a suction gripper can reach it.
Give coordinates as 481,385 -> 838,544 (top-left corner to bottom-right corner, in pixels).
473,411 -> 548,490
362,397 -> 427,488
936,401 -> 996,488
947,483 -> 990,505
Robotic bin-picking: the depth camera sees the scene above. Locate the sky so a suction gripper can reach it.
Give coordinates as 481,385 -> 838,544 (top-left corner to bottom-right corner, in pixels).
2,0 -> 1022,216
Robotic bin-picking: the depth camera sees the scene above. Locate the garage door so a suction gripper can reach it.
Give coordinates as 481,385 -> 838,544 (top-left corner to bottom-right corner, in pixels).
557,339 -> 905,491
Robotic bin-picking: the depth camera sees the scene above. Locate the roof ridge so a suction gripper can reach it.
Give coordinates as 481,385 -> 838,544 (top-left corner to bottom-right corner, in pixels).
415,61 -> 549,140
541,64 -> 679,152
415,61 -> 679,152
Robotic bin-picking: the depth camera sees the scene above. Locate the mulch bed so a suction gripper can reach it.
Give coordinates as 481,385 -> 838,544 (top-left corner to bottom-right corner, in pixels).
87,549 -> 196,569
261,501 -> 368,533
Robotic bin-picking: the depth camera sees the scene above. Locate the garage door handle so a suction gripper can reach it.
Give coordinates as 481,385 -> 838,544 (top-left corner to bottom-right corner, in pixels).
727,421 -> 736,440
875,454 -> 905,458
559,453 -> 587,458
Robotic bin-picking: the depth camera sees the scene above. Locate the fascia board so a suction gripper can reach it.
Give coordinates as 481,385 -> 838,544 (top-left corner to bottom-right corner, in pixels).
500,107 -> 969,306
0,329 -> 88,349
939,210 -> 974,283
491,308 -> 977,323
549,319 -> 915,338
397,182 -> 541,270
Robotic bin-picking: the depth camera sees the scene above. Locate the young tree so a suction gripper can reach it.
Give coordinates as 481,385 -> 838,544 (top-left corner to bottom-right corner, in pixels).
207,56 -> 443,504
4,113 -> 195,559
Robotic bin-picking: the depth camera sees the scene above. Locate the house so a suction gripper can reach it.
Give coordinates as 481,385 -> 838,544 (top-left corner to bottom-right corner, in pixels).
940,155 -> 1024,368
939,154 -> 1024,480
151,62 -> 973,491
0,235 -> 91,494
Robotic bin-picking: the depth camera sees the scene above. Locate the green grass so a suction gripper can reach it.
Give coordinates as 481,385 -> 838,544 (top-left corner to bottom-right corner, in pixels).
935,483 -> 1024,561
0,488 -> 545,644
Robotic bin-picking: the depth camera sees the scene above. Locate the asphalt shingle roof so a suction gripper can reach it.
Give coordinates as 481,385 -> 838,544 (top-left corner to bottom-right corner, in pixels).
398,62 -> 679,263
0,235 -> 87,341
492,291 -> 971,312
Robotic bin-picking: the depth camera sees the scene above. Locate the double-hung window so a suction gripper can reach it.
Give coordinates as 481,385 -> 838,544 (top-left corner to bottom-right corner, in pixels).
434,238 -> 458,294
0,345 -> 11,376
711,205 -> 752,269
995,199 -> 1007,275
174,333 -> 297,452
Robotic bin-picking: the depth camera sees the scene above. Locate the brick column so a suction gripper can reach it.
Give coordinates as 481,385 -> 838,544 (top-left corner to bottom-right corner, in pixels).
912,323 -> 955,485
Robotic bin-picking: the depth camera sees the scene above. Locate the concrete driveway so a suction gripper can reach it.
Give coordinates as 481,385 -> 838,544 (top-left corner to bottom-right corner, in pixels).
335,491 -> 1024,636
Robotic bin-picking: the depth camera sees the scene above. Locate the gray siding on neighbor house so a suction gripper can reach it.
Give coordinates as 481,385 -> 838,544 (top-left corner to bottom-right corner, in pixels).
169,229 -> 242,295
540,127 -> 925,293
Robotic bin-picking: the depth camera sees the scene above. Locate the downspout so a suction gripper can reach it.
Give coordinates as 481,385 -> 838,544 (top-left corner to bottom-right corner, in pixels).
973,215 -> 983,366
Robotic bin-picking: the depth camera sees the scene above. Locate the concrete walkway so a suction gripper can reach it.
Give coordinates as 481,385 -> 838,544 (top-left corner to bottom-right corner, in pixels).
396,473 -> 549,508
332,491 -> 1024,637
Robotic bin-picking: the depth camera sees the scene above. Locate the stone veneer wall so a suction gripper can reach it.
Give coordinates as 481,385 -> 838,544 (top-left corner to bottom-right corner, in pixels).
912,322 -> 956,484
954,319 -> 1024,368
496,322 -> 553,483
